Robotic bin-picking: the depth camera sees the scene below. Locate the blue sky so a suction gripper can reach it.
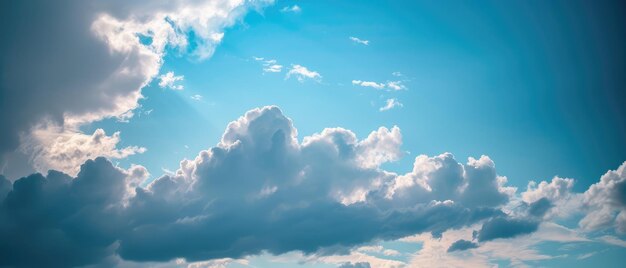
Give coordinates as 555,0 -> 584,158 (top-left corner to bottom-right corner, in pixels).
91,0 -> 625,190
1,0 -> 626,267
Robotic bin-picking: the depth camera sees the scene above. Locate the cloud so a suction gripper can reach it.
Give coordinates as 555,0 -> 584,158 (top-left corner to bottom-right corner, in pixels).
286,64 -> 321,82
0,106 -> 523,267
476,217 -> 539,242
19,126 -> 145,176
599,235 -> 626,247
349,37 -> 370,46
254,57 -> 283,73
158,72 -> 185,90
0,158 -> 144,267
280,5 -> 301,13
447,239 -> 479,252
379,99 -> 403,112
339,262 -> 372,268
0,0 -> 272,177
352,80 -> 406,91
404,222 -> 588,267
579,161 -> 626,232
352,80 -> 386,90
191,95 -> 203,101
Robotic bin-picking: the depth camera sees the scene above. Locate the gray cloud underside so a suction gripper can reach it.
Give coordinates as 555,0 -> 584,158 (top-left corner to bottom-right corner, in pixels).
1,106 -> 624,267
0,106 -> 514,267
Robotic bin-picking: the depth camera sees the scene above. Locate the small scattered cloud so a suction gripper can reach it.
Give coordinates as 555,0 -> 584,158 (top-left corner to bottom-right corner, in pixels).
352,80 -> 386,89
386,81 -> 406,90
392,71 -> 402,77
577,252 -> 597,260
379,98 -> 403,112
191,94 -> 203,101
352,80 -> 406,91
286,64 -> 321,82
158,71 -> 184,90
350,36 -> 370,45
280,5 -> 301,13
254,57 -> 283,73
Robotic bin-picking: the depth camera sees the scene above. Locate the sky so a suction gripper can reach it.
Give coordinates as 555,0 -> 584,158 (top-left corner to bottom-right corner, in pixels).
1,0 -> 625,267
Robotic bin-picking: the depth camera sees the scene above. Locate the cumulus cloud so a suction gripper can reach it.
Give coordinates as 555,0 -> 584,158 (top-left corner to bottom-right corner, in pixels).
191,94 -> 204,101
580,161 -> 626,232
0,106 -> 525,267
286,64 -> 322,82
352,80 -> 406,91
20,126 -> 146,176
158,71 -> 185,90
349,37 -> 370,45
379,99 -> 403,112
0,0 -> 271,177
0,158 -> 146,267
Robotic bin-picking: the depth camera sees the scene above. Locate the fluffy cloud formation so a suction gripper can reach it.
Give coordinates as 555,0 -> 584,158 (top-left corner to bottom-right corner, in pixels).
580,162 -> 626,232
0,0 -> 271,176
20,126 -> 146,176
1,106 -> 624,267
158,71 -> 185,90
286,64 -> 322,82
0,106 -> 523,267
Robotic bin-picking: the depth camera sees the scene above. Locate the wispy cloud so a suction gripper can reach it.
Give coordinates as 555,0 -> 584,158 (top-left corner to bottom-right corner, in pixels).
379,98 -> 403,111
352,80 -> 406,91
280,5 -> 301,13
190,94 -> 203,101
286,64 -> 321,82
158,71 -> 184,90
253,57 -> 283,73
349,36 -> 370,45
352,80 -> 385,89
599,235 -> 626,247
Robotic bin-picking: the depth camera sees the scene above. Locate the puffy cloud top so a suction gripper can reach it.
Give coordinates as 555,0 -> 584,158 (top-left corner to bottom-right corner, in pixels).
0,106 -> 518,267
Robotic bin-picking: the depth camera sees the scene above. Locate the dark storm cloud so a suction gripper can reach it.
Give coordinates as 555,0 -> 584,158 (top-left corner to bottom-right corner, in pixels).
0,106 -> 517,267
476,217 -> 539,242
447,239 -> 479,252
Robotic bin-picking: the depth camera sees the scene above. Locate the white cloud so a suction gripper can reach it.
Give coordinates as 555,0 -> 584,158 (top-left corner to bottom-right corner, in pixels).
352,80 -> 386,89
158,71 -> 185,90
191,94 -> 203,101
286,64 -> 321,82
280,5 -> 301,13
0,0 -> 273,178
352,80 -> 407,91
599,235 -> 626,247
386,81 -> 406,91
350,36 -> 370,45
254,57 -> 283,73
579,161 -> 626,232
379,98 -> 403,112
392,72 -> 403,77
19,125 -> 145,176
